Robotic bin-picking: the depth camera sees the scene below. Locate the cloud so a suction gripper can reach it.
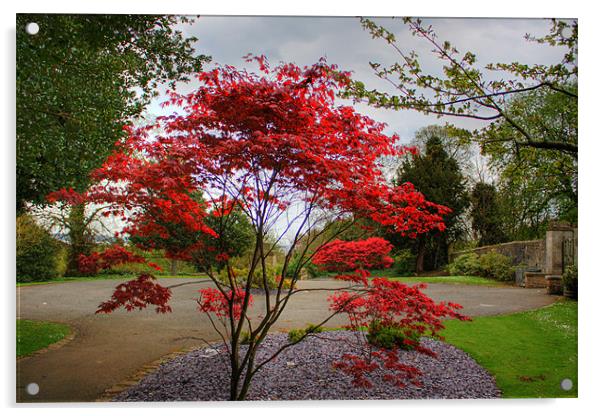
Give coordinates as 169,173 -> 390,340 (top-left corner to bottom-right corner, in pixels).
147,16 -> 573,142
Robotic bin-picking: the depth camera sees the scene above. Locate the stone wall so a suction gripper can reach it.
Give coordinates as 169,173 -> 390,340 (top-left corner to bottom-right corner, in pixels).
450,239 -> 546,270
450,223 -> 577,288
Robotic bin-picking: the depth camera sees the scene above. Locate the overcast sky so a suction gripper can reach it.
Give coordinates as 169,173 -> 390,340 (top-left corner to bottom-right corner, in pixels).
141,16 -> 575,246
147,16 -> 572,143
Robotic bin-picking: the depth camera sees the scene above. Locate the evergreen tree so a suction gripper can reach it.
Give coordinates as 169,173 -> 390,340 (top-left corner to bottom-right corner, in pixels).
470,182 -> 507,246
394,136 -> 469,272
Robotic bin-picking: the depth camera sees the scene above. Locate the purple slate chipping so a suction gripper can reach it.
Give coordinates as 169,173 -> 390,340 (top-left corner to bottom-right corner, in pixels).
113,331 -> 500,401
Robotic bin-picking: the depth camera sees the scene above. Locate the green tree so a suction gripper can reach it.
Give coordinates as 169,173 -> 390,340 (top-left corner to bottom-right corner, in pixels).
394,135 -> 469,272
347,18 -> 577,242
17,14 -> 210,208
470,182 -> 506,246
17,14 -> 211,275
483,87 -> 577,239
407,125 -> 493,185
192,209 -> 256,272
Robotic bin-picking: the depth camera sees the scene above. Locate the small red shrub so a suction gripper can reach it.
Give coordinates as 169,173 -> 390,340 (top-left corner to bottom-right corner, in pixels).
78,245 -> 161,275
312,237 -> 394,272
328,277 -> 470,388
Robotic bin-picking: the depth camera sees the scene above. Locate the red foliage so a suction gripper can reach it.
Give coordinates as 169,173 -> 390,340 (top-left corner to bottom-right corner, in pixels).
80,57 -> 449,260
46,188 -> 87,206
330,279 -> 469,338
312,237 -> 394,273
198,287 -> 252,320
96,274 -> 172,314
332,353 -> 379,388
78,245 -> 161,275
333,350 -> 423,389
328,278 -> 470,388
47,58 -> 467,392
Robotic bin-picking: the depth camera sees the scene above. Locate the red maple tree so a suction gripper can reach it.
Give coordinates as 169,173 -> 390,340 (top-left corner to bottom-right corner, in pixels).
56,56 -> 466,400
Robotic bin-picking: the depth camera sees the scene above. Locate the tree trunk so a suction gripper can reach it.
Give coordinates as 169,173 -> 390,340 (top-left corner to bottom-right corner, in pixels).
170,259 -> 178,275
229,373 -> 239,400
229,341 -> 241,400
65,202 -> 93,276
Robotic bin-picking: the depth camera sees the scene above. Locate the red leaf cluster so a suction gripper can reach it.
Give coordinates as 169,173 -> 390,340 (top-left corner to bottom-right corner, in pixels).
333,350 -> 423,389
198,287 -> 252,320
96,274 -> 172,314
330,278 -> 469,337
46,188 -> 87,206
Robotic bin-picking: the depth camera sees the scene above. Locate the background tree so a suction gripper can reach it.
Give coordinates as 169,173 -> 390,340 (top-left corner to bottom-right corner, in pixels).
482,86 -> 577,239
393,135 -> 469,272
16,214 -> 63,282
470,182 -> 506,246
41,189 -> 110,275
409,125 -> 493,186
196,209 -> 255,271
17,14 -> 210,274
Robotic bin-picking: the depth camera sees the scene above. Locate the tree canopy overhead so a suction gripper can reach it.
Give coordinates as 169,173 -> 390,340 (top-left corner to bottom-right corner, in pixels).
16,14 -> 211,210
344,18 -> 577,157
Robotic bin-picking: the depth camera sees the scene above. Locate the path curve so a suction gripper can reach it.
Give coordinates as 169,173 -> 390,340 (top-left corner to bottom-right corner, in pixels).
16,278 -> 557,402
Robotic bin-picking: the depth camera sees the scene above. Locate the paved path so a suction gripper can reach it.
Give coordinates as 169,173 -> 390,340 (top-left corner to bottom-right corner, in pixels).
16,278 -> 556,402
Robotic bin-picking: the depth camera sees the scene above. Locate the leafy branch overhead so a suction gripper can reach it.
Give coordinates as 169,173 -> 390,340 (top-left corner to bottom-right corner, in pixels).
16,15 -> 211,209
343,18 -> 577,156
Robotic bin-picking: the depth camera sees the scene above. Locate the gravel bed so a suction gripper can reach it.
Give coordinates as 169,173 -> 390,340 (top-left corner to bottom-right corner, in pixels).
114,331 -> 500,401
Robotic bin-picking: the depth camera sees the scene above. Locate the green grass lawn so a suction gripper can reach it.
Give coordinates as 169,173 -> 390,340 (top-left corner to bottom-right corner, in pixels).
384,275 -> 507,286
441,300 -> 578,398
317,268 -> 507,286
17,273 -> 206,287
17,319 -> 71,357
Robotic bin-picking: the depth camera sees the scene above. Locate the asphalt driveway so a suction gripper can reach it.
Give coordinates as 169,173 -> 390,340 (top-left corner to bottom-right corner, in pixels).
16,277 -> 557,402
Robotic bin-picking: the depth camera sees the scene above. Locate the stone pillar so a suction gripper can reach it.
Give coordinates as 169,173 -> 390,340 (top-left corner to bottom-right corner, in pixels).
545,221 -> 575,275
573,227 -> 578,267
